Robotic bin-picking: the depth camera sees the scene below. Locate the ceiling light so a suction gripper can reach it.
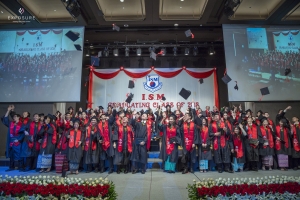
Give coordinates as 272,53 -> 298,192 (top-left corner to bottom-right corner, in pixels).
86,49 -> 90,57
193,46 -> 198,56
104,48 -> 109,57
181,0 -> 184,1
90,44 -> 93,48
184,48 -> 189,55
120,0 -> 124,2
54,10 -> 56,11
113,48 -> 119,56
98,51 -> 102,57
123,7 -> 125,9
174,24 -> 179,27
208,46 -> 215,55
180,7 -> 182,8
124,24 -> 129,27
125,47 -> 129,57
0,11 -> 3,14
137,48 -> 142,56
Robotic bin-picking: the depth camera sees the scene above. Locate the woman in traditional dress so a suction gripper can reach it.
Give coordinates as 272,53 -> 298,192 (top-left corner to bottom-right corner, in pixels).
259,117 -> 275,170
198,118 -> 212,173
159,114 -> 181,173
37,114 -> 57,173
275,119 -> 291,170
231,125 -> 246,172
67,120 -> 84,175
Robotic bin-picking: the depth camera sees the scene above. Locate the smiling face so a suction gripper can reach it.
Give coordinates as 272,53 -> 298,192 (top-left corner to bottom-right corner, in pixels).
247,118 -> 253,126
33,114 -> 40,122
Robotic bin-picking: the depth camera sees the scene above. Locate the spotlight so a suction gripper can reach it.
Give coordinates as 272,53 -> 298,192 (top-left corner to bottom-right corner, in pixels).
184,47 -> 189,55
224,0 -> 241,18
208,46 -> 215,55
173,47 -> 177,56
120,0 -> 124,2
161,48 -> 166,56
148,47 -> 155,53
125,47 -> 129,57
113,48 -> 119,56
65,0 -> 81,18
193,46 -> 198,56
98,51 -> 102,58
137,48 -> 142,56
112,24 -> 120,32
104,48 -> 109,57
86,49 -> 90,57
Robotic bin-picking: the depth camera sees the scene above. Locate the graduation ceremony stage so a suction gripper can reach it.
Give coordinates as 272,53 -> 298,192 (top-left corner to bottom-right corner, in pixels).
1,166 -> 300,200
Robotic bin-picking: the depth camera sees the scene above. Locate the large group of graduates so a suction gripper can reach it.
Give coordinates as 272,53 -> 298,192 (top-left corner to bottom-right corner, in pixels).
2,103 -> 300,177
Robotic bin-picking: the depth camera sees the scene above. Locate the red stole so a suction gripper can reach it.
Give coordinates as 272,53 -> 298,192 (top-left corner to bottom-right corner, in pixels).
9,121 -> 22,146
57,120 -> 71,150
293,125 -> 300,152
146,120 -> 152,150
275,126 -> 289,150
201,126 -> 209,153
21,117 -> 30,125
183,122 -> 195,152
246,124 -> 258,139
28,121 -> 42,149
260,126 -> 274,148
81,118 -> 89,127
224,120 -> 232,132
69,129 -> 82,148
268,119 -> 274,126
117,124 -> 133,153
98,121 -> 110,151
84,125 -> 97,151
212,121 -> 225,150
233,135 -> 243,158
42,124 -> 57,149
166,126 -> 176,155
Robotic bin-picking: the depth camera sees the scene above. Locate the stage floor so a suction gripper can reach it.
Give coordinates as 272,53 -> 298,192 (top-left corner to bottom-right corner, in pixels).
1,167 -> 300,200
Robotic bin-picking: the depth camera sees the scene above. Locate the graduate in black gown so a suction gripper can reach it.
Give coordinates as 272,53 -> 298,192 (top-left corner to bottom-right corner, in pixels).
113,116 -> 134,174
131,113 -> 148,174
291,117 -> 300,170
1,105 -> 25,171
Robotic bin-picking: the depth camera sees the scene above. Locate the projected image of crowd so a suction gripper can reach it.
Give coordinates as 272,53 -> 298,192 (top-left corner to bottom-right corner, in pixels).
2,103 -> 300,177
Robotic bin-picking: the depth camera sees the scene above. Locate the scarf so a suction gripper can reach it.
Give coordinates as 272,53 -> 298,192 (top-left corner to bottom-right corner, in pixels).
166,126 -> 176,155
233,135 -> 243,158
28,121 -> 41,149
260,126 -> 274,148
98,121 -> 110,151
69,129 -> 82,148
275,125 -> 289,150
146,120 -> 152,150
183,121 -> 195,152
212,121 -> 225,150
293,125 -> 300,152
41,123 -> 57,149
117,124 -> 133,153
9,121 -> 22,147
84,125 -> 97,151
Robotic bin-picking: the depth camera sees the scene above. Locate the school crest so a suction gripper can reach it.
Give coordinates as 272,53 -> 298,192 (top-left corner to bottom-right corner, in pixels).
143,75 -> 163,93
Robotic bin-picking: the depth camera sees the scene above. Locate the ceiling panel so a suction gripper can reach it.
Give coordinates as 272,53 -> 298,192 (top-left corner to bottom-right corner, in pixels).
18,0 -> 74,22
230,0 -> 286,20
96,0 -> 145,21
282,2 -> 300,21
159,0 -> 208,20
0,2 -> 19,23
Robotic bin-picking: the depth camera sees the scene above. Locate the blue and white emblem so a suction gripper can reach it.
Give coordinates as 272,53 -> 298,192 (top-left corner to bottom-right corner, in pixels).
143,75 -> 163,93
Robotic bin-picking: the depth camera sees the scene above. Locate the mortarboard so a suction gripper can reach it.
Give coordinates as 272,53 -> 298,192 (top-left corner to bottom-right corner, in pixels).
199,79 -> 204,84
125,93 -> 134,104
128,80 -> 135,89
257,110 -> 263,114
234,81 -> 238,90
222,74 -> 232,84
259,86 -> 270,101
185,29 -> 194,38
285,68 -> 291,76
162,96 -> 166,101
65,31 -> 80,42
91,56 -> 99,67
99,106 -> 104,110
74,44 -> 82,51
179,88 -> 191,100
150,51 -> 157,60
46,114 -> 53,120
245,109 -> 252,113
68,106 -> 73,110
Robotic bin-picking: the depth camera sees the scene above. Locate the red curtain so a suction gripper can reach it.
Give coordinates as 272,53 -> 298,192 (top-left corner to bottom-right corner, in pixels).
88,67 -> 219,108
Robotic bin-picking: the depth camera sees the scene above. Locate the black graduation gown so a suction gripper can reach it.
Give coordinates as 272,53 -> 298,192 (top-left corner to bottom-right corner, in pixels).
198,127 -> 212,160
259,127 -> 275,156
292,125 -> 300,158
180,122 -> 199,164
38,124 -> 56,155
232,134 -> 246,164
83,128 -> 100,165
20,122 -> 39,158
275,127 -> 292,156
67,129 -> 85,164
98,116 -> 115,160
113,125 -> 133,165
244,125 -> 263,162
158,124 -> 181,163
209,122 -> 231,164
130,120 -> 148,164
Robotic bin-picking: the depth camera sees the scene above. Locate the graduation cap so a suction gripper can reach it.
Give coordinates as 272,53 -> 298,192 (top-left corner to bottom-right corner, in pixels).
68,106 -> 73,110
112,24 -> 120,32
46,114 -> 53,120
179,88 -> 191,100
234,81 -> 238,90
65,31 -> 80,42
125,93 -> 134,104
185,29 -> 194,38
222,74 -> 232,84
162,95 -> 166,101
245,109 -> 252,113
91,56 -> 99,67
74,44 -> 82,51
199,79 -> 204,84
285,68 -> 291,76
128,80 -> 134,89
257,110 -> 263,114
259,87 -> 270,101
99,106 -> 104,110
150,51 -> 157,60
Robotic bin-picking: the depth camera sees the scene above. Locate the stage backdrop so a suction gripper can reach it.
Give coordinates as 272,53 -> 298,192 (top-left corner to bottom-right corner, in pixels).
88,67 -> 219,111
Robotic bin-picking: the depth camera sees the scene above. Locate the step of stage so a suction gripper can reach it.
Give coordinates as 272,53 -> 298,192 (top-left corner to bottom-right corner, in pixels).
148,151 -> 160,158
147,158 -> 162,169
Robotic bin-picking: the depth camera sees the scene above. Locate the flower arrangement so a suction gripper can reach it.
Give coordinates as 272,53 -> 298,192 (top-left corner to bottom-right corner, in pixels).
187,176 -> 300,200
0,175 -> 117,200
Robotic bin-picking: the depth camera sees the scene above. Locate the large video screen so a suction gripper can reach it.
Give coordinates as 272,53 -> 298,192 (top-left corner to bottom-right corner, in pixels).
0,27 -> 84,102
223,24 -> 300,101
